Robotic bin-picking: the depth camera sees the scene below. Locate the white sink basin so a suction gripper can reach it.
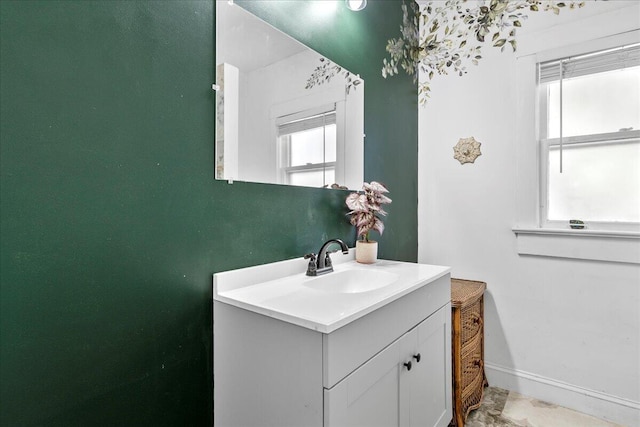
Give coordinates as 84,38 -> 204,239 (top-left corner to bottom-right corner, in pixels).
213,249 -> 451,333
304,269 -> 398,294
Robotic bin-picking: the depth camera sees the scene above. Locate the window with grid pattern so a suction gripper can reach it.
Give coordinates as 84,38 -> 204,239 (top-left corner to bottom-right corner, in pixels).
277,110 -> 337,188
537,43 -> 640,229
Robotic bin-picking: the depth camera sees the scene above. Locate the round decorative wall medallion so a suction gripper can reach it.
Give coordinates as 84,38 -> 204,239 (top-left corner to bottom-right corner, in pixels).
453,136 -> 482,164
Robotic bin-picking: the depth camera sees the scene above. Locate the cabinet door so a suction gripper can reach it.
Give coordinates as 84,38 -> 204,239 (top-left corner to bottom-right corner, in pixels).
324,304 -> 452,427
400,304 -> 452,427
324,332 -> 406,427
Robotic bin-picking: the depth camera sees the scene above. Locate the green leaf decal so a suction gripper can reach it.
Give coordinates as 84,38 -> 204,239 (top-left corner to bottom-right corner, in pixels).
380,0 -> 590,105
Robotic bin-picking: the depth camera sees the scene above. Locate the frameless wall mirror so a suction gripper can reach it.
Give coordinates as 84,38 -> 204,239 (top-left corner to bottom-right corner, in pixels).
215,1 -> 364,190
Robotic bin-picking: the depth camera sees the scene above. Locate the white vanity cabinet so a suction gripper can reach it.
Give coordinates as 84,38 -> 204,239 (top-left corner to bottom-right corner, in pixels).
213,257 -> 452,427
324,304 -> 451,427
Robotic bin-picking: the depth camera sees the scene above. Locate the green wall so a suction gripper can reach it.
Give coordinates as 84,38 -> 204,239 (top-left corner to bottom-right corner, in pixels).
0,1 -> 417,425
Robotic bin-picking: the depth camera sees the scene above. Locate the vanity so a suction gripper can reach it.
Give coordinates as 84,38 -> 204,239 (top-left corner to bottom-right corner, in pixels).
213,250 -> 452,427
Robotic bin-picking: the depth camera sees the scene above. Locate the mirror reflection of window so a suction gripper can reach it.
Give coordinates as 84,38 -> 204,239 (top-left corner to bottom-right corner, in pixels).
277,110 -> 337,188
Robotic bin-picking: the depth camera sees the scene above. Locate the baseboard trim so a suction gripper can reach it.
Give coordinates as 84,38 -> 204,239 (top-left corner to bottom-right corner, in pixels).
485,362 -> 640,427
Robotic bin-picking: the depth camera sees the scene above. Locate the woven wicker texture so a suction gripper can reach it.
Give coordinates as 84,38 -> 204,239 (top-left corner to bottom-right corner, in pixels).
462,372 -> 485,416
461,335 -> 483,391
461,327 -> 482,357
451,278 -> 486,308
451,278 -> 487,426
461,300 -> 483,344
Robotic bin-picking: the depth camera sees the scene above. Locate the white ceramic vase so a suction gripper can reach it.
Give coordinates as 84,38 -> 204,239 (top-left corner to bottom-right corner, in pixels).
355,240 -> 378,264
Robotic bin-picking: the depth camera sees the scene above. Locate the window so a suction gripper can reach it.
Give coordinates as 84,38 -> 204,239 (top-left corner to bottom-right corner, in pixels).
277,109 -> 337,188
537,43 -> 640,230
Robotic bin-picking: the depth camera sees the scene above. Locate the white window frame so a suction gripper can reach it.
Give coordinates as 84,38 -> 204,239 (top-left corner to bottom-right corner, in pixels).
536,44 -> 640,231
268,82 -> 360,189
512,17 -> 640,264
539,133 -> 640,231
276,108 -> 337,187
539,130 -> 640,231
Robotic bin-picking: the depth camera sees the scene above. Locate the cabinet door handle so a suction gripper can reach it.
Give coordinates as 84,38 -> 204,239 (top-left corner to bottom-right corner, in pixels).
403,361 -> 412,371
413,353 -> 421,363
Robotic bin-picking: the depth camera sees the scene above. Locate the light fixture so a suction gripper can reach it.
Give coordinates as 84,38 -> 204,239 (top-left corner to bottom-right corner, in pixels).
311,1 -> 338,16
346,0 -> 367,11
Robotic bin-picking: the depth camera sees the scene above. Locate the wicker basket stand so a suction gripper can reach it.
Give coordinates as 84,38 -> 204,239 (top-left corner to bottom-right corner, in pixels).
451,278 -> 488,427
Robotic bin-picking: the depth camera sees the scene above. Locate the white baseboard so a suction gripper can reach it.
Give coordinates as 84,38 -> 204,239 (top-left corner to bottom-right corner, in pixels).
485,362 -> 640,427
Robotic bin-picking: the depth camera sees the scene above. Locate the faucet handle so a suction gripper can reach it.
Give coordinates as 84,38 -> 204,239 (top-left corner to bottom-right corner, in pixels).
324,252 -> 333,268
304,253 -> 317,276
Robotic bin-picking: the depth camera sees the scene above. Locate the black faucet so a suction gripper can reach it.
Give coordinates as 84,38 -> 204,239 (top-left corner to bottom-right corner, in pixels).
305,238 -> 349,276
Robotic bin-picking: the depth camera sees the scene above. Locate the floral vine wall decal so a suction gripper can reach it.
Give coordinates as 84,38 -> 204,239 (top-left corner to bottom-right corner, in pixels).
306,57 -> 362,94
382,0 -> 587,105
453,136 -> 482,164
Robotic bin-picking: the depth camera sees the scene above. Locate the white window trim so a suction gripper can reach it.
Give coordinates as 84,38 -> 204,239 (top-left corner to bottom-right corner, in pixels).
276,107 -> 338,187
513,228 -> 640,264
269,86 -> 349,188
512,7 -> 640,263
539,131 -> 640,231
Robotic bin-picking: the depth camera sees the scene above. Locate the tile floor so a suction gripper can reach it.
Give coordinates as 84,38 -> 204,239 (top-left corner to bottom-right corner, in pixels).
465,387 -> 625,427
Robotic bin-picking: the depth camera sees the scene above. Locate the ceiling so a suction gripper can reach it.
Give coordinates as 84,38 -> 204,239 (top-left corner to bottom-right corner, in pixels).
216,1 -> 307,72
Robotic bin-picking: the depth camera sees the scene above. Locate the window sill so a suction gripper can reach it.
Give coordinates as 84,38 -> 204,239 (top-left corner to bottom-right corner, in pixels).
512,228 -> 640,264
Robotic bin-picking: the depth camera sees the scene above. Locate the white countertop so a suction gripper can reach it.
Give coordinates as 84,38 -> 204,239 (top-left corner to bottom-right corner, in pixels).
213,250 -> 451,333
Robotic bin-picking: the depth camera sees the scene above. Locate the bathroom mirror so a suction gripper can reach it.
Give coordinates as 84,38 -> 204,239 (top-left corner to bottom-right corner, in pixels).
215,1 -> 364,190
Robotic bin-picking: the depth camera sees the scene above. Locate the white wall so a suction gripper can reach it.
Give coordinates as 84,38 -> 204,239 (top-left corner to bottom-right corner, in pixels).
417,2 -> 640,426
